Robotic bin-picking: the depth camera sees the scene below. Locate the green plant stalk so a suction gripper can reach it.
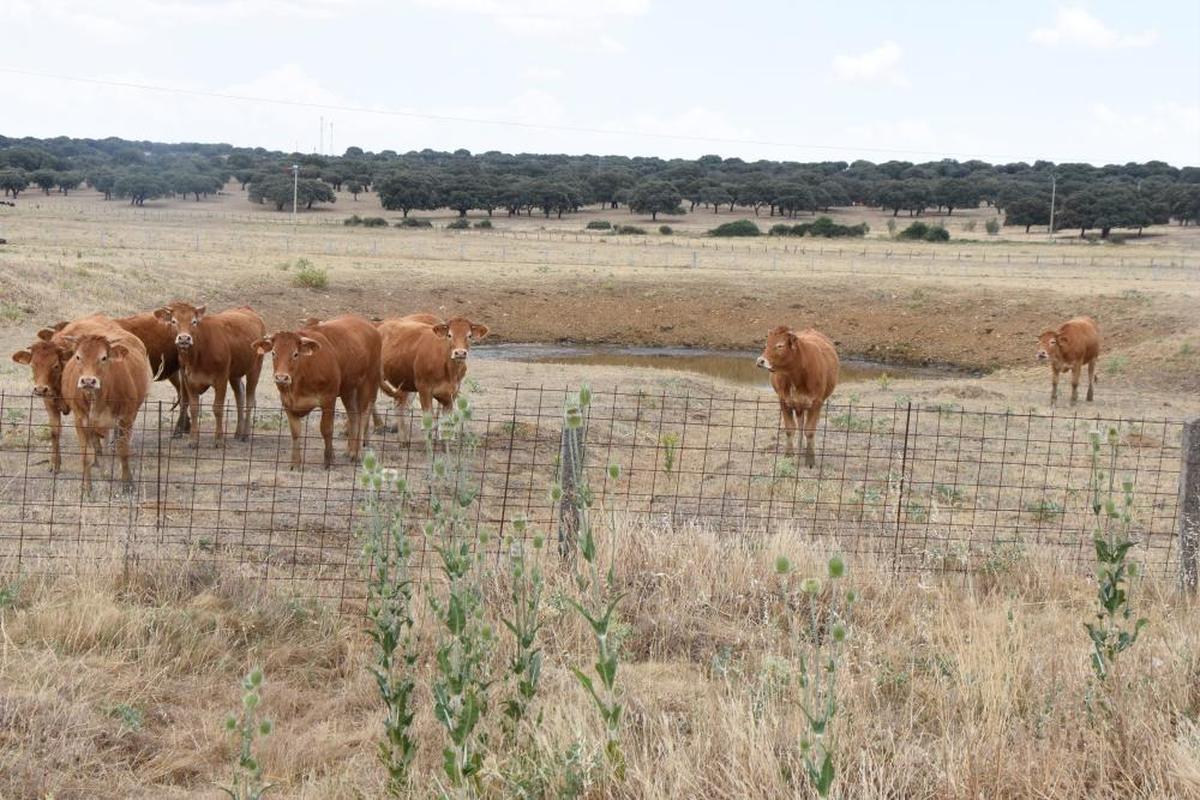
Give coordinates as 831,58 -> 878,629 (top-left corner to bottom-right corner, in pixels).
219,667 -> 274,800
501,519 -> 546,743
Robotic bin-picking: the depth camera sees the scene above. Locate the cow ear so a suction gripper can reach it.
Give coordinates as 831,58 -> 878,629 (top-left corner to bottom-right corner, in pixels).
300,317 -> 321,328
108,343 -> 130,362
298,337 -> 321,356
470,323 -> 489,340
36,327 -> 57,341
432,324 -> 450,338
51,320 -> 69,332
154,307 -> 172,322
786,330 -> 799,348
194,304 -> 207,318
11,349 -> 32,365
253,337 -> 274,356
58,335 -> 79,358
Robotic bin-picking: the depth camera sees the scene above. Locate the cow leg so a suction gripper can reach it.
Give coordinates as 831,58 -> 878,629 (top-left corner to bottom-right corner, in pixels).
187,383 -> 204,448
1086,359 -> 1095,402
779,402 -> 797,457
320,402 -> 336,469
75,418 -> 92,494
1049,367 -> 1059,406
392,391 -> 412,440
229,376 -> 247,441
244,352 -> 263,441
92,430 -> 105,461
285,411 -> 303,470
169,372 -> 190,436
343,388 -> 361,460
45,399 -> 62,472
803,401 -> 823,468
115,420 -> 134,492
211,379 -> 229,447
1069,363 -> 1082,405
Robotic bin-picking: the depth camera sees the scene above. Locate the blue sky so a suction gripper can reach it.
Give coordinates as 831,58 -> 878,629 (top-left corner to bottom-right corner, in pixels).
1,0 -> 1197,165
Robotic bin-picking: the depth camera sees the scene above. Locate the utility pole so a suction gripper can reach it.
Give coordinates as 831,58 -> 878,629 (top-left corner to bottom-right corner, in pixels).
291,163 -> 299,224
319,115 -> 324,155
1048,173 -> 1056,239
329,121 -> 334,157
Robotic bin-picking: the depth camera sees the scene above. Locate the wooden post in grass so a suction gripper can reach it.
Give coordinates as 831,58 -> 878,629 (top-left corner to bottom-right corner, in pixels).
1179,418 -> 1200,594
558,423 -> 584,559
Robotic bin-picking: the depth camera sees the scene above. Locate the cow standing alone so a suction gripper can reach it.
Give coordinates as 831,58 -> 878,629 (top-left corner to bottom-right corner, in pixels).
756,325 -> 839,468
1036,316 -> 1100,405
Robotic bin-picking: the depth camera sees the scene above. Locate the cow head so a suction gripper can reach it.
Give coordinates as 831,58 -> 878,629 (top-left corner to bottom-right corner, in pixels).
255,332 -> 320,388
432,317 -> 489,362
1035,330 -> 1060,362
155,302 -> 206,351
67,335 -> 131,393
12,334 -> 70,398
756,326 -> 797,372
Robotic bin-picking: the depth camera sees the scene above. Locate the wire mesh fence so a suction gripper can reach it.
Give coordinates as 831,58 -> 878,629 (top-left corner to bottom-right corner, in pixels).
0,386 -> 1187,604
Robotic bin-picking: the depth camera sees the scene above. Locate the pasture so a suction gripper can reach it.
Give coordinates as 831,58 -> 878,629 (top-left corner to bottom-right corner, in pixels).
1,186 -> 1200,798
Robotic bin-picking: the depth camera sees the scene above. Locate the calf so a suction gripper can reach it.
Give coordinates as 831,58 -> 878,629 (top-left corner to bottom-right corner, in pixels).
255,314 -> 381,469
377,315 -> 489,431
113,312 -> 190,435
60,326 -> 152,492
155,302 -> 266,447
1036,316 -> 1100,405
755,325 -> 839,468
11,314 -> 113,471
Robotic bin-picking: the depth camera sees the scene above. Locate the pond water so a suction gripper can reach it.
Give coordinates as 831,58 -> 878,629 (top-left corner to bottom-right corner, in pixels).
476,344 -> 950,387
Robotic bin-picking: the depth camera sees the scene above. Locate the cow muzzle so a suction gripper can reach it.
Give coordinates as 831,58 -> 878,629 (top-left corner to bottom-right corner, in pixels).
175,334 -> 193,349
451,349 -> 468,361
274,374 -> 292,386
755,356 -> 773,371
32,385 -> 50,397
77,376 -> 100,390
1036,352 -> 1048,361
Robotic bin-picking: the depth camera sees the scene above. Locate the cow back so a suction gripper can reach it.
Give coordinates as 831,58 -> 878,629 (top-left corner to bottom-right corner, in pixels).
116,312 -> 179,379
195,307 -> 267,376
379,318 -> 442,392
773,329 -> 839,403
1058,317 -> 1100,364
304,315 -> 382,391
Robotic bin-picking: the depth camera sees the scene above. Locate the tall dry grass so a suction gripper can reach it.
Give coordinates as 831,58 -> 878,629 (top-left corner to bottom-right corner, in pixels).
1,524 -> 1197,799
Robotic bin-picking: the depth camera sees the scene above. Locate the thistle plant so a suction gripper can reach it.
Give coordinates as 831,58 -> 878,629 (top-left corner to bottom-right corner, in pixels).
660,432 -> 679,474
1084,426 -> 1147,682
359,451 -> 418,796
501,516 -> 546,743
424,397 -> 494,796
775,554 -> 856,798
219,666 -> 274,800
560,386 -> 626,774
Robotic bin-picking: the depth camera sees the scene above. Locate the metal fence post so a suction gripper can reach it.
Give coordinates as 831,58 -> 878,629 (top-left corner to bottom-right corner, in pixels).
1179,417 -> 1200,594
558,423 -> 583,559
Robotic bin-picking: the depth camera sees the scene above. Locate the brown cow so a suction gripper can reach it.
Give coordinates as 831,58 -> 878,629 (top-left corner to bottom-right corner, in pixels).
755,325 -> 839,468
11,314 -> 114,471
376,314 -> 489,433
60,324 -> 152,492
154,302 -> 265,447
1036,316 -> 1100,405
254,314 -> 381,469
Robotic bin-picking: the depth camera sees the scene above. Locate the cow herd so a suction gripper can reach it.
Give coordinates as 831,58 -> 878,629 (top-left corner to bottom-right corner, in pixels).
9,300 -> 1100,492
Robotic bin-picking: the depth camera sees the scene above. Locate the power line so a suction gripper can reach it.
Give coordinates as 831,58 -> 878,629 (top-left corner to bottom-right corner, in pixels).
0,65 -> 1077,164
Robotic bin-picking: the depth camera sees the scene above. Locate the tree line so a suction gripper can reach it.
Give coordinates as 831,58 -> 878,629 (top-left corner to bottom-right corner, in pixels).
2,135 -> 1198,237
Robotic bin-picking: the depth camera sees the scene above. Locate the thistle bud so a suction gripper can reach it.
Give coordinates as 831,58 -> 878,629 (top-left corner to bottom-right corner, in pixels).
578,385 -> 592,407
532,533 -> 545,549
421,412 -> 434,431
259,719 -> 273,736
224,715 -> 238,731
832,622 -> 848,643
457,396 -> 469,412
607,463 -> 621,480
362,451 -> 377,471
775,555 -> 791,575
550,484 -> 563,502
801,577 -> 822,595
828,554 -> 846,579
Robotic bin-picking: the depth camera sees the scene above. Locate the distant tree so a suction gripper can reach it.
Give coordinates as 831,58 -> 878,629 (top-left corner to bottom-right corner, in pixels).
114,170 -> 169,205
1169,184 -> 1200,225
1003,196 -> 1050,233
437,174 -> 480,217
88,169 -> 117,200
345,178 -> 364,200
699,184 -> 732,214
377,171 -> 433,217
873,180 -> 908,216
775,186 -> 816,218
629,179 -> 682,221
31,169 -> 58,195
0,169 -> 28,198
321,170 -> 345,191
817,180 -> 850,210
932,178 -> 980,215
234,169 -> 256,190
1056,184 -> 1151,238
901,179 -> 932,216
169,171 -> 222,201
343,146 -> 365,158
56,171 -> 83,195
588,169 -> 635,209
529,180 -> 573,218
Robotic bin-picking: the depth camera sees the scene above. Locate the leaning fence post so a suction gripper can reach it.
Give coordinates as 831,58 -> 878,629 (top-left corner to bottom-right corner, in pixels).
558,422 -> 584,559
1179,417 -> 1200,594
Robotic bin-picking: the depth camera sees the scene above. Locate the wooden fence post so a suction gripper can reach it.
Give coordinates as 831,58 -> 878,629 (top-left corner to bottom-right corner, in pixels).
558,424 -> 584,559
1179,417 -> 1200,594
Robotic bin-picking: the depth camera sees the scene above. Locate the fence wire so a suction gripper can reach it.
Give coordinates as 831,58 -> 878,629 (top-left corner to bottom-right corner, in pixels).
0,387 -> 1185,603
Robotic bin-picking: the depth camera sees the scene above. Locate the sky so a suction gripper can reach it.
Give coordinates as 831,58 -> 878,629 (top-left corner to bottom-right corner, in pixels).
1,0 -> 1198,166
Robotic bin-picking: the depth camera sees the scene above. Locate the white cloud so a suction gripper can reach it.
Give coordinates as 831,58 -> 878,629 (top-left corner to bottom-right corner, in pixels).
411,0 -> 649,52
832,41 -> 909,88
522,66 -> 565,82
1030,6 -> 1157,49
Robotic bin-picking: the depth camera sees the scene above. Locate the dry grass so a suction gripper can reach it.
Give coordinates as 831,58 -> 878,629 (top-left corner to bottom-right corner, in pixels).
2,525 -> 1197,799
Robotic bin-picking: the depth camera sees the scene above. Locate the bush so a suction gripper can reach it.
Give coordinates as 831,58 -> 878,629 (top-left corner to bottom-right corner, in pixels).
769,223 -> 793,236
292,259 -> 328,289
615,225 -> 646,235
658,225 -> 673,235
923,225 -> 950,242
767,218 -> 867,238
897,221 -> 929,240
586,220 -> 612,230
396,217 -> 432,228
710,219 -> 761,237
344,214 -> 363,226
473,219 -> 493,229
669,205 -> 688,216
362,217 -> 389,228
985,218 -> 1000,235
446,218 -> 471,230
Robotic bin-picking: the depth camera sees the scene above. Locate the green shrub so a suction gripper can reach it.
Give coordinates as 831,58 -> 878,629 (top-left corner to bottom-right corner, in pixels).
474,219 -> 493,229
292,259 -> 328,289
985,218 -> 1000,235
586,220 -> 612,230
446,218 -> 471,230
669,205 -> 688,215
396,217 -> 432,228
658,225 -> 673,235
769,223 -> 793,236
615,225 -> 646,235
897,221 -> 929,240
362,217 -> 389,228
344,214 -> 363,226
710,219 -> 761,237
923,225 -> 950,242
